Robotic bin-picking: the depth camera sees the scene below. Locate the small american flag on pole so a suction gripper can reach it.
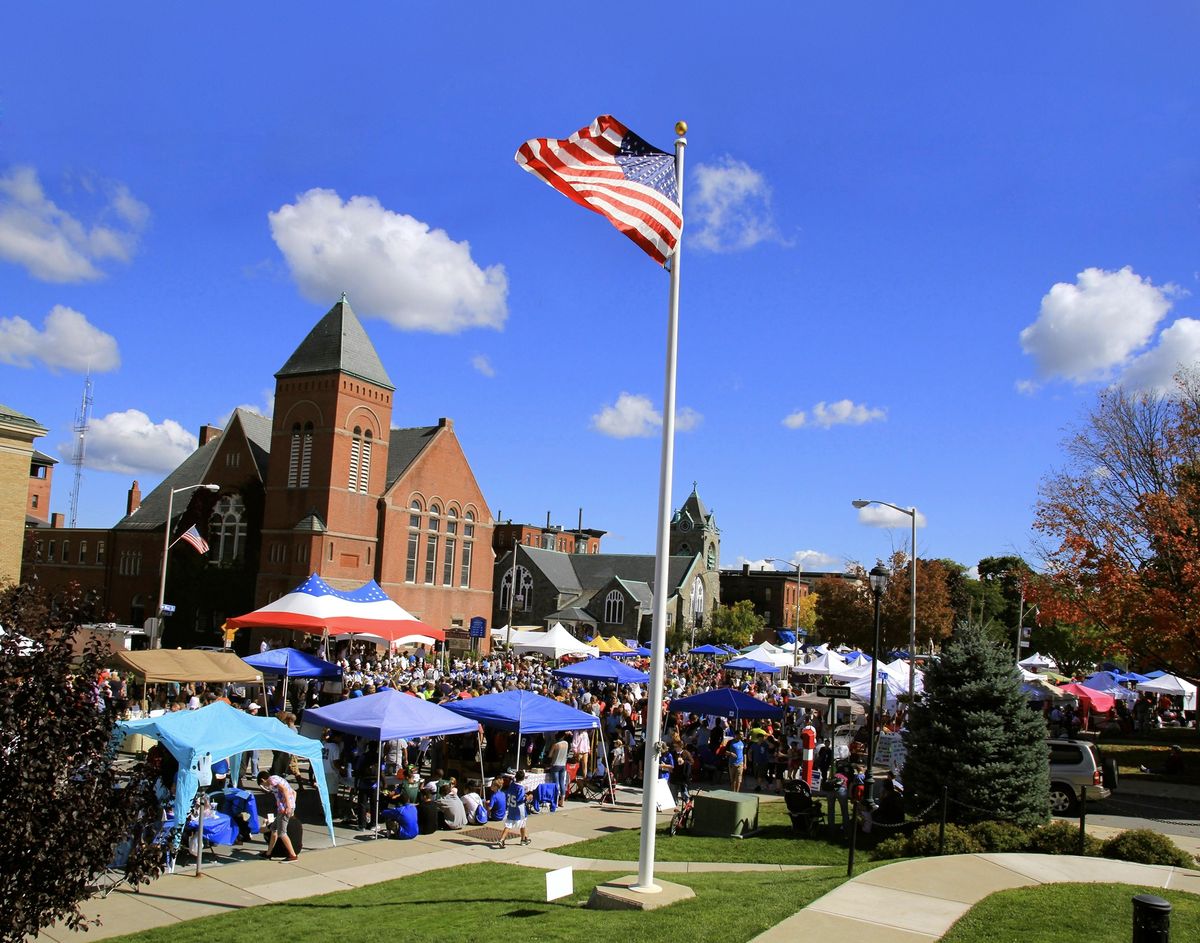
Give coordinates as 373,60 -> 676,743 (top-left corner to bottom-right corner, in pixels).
515,115 -> 682,266
178,525 -> 209,555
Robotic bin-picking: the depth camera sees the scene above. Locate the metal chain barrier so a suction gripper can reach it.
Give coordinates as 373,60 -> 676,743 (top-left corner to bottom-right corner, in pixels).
1090,795 -> 1200,828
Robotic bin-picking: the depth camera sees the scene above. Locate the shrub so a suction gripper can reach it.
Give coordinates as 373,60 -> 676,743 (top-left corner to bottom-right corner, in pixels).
968,820 -> 1031,853
1101,829 -> 1194,868
1028,820 -> 1102,856
872,835 -> 910,860
906,822 -> 983,857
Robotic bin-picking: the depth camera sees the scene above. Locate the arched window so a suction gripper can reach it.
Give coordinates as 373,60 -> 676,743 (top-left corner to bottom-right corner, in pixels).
288,423 -> 301,487
499,565 -> 532,612
348,426 -> 362,492
706,543 -> 717,570
604,590 -> 624,625
299,422 -> 313,488
442,508 -> 457,585
690,577 -> 705,624
209,495 -> 247,563
405,500 -> 422,582
460,511 -> 475,587
424,504 -> 441,584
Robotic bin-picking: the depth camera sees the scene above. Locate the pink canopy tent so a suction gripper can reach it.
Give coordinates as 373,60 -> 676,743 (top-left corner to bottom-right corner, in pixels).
1058,682 -> 1114,713
228,574 -> 444,644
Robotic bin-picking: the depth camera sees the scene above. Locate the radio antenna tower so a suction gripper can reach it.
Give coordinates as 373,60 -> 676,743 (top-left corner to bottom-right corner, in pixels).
68,371 -> 94,528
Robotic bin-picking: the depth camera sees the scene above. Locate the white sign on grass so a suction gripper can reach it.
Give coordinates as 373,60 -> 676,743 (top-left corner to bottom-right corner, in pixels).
546,866 -> 573,901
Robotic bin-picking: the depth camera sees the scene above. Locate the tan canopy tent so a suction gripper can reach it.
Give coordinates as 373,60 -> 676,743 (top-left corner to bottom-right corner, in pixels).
114,649 -> 263,684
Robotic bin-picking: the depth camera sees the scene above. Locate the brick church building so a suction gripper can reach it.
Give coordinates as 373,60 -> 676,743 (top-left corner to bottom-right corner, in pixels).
23,297 -> 495,651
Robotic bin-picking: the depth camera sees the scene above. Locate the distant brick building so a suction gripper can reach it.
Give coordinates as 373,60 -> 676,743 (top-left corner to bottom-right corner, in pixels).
493,514 -> 605,556
23,297 -> 496,650
1,404 -> 48,585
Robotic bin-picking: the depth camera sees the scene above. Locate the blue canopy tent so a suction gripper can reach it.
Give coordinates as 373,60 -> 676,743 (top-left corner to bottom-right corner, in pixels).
552,656 -> 650,685
244,647 -> 341,712
305,689 -> 482,836
723,656 -> 781,675
689,643 -> 727,656
668,687 -> 784,722
117,701 -> 335,867
444,690 -> 611,804
720,644 -> 740,654
1144,670 -> 1168,680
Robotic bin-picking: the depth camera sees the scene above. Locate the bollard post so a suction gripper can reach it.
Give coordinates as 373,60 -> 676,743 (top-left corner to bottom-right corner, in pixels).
1131,894 -> 1171,942
938,785 -> 948,855
847,801 -> 858,878
1078,785 -> 1087,854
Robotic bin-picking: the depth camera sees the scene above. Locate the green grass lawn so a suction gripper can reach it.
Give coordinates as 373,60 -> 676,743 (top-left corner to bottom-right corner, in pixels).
942,882 -> 1200,942
554,802 -> 852,867
104,863 -> 850,943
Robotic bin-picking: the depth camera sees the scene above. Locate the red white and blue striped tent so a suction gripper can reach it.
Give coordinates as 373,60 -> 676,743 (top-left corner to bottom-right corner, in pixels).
229,574 -> 443,645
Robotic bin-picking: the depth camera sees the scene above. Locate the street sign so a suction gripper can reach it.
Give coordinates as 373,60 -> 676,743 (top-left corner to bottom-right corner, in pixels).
1019,640 -> 1031,648
469,617 -> 487,638
816,684 -> 851,699
160,604 -> 176,615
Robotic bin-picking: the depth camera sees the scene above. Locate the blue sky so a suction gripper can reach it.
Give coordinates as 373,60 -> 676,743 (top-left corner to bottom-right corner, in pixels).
2,4 -> 1197,576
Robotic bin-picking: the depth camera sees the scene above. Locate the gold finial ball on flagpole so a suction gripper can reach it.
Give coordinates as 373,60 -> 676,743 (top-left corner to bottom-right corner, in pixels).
675,120 -> 688,136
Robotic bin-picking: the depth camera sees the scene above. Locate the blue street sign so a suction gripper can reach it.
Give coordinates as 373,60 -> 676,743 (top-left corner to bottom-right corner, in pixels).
469,616 -> 487,638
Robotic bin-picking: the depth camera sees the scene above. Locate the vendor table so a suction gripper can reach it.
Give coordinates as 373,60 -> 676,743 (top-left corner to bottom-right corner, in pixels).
213,787 -> 260,834
161,810 -> 239,847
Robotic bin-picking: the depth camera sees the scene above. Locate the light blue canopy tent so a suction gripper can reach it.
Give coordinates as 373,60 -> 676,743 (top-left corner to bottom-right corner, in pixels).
305,689 -> 482,836
723,656 -> 781,675
117,701 -> 336,845
552,656 -> 650,684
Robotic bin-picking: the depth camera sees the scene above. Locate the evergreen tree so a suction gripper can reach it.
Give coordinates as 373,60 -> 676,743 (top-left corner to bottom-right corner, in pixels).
902,622 -> 1050,827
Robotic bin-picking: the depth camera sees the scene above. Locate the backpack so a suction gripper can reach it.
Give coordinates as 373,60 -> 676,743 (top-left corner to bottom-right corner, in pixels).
474,804 -> 488,825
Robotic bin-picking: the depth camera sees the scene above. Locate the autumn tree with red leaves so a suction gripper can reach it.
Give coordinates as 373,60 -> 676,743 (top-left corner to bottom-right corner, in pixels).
1031,373 -> 1200,676
813,551 -> 955,653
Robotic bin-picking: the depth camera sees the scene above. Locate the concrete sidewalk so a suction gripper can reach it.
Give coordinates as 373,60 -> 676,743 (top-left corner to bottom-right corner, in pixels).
749,853 -> 1200,942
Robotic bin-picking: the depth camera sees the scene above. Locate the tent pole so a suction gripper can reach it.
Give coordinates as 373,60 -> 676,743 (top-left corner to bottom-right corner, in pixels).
477,730 -> 486,791
374,742 -> 381,840
598,728 -> 615,805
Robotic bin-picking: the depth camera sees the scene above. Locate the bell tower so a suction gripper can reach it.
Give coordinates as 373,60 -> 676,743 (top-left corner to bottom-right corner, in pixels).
256,295 -> 395,603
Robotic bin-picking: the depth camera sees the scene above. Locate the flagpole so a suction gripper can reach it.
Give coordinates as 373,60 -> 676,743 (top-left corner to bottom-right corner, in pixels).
633,120 -> 687,894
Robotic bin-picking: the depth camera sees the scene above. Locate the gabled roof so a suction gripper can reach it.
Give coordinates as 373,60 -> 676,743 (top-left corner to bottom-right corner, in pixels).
275,296 -> 395,391
386,426 -> 439,487
293,512 -> 327,533
508,545 -> 697,600
31,449 -> 58,466
614,576 -> 655,610
115,409 -> 267,530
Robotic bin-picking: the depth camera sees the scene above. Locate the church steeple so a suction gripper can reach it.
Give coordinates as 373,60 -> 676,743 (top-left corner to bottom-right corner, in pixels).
276,295 -> 395,391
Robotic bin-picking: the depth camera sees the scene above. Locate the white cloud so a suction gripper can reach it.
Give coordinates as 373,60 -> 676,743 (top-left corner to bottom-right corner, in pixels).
0,305 -> 120,372
0,166 -> 148,282
1119,317 -> 1200,395
215,390 -> 274,427
1019,266 -> 1176,383
783,399 -> 886,429
1014,379 -> 1038,396
471,354 -> 496,378
62,409 -> 196,475
857,505 -> 928,529
737,551 -> 846,573
269,188 -> 508,334
690,157 -> 783,253
590,392 -> 703,439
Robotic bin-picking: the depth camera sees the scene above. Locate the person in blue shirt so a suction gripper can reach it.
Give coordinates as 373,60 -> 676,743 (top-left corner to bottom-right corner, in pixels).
727,731 -> 746,792
382,791 -> 419,839
486,778 -> 507,821
496,769 -> 530,849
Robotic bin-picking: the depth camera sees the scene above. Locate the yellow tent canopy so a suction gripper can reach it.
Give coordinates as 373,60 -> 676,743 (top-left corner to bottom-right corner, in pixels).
114,649 -> 263,684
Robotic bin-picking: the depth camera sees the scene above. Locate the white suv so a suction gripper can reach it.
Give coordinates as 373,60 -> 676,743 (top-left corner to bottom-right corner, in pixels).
1047,739 -> 1115,814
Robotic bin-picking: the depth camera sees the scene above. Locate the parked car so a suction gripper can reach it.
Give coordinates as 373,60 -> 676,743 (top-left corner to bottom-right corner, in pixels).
1047,738 -> 1117,813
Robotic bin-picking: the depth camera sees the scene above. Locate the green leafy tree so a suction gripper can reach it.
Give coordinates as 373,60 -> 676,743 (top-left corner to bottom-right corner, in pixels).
902,622 -> 1050,827
706,599 -> 765,648
0,582 -> 165,942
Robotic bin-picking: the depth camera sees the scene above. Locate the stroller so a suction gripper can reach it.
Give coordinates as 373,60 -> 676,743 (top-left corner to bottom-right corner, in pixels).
782,778 -> 825,837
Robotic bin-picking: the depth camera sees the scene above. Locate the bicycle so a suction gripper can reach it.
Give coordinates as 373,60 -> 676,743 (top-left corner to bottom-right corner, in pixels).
668,794 -> 694,836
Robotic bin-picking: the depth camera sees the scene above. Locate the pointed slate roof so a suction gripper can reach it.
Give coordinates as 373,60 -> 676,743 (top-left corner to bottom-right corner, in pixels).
386,425 -> 439,486
275,296 -> 395,391
673,483 -> 717,532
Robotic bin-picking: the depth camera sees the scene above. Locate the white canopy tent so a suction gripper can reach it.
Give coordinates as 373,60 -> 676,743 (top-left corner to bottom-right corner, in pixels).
511,623 -> 596,659
1018,652 -> 1058,670
741,642 -> 792,669
1137,674 -> 1198,711
791,649 -> 850,677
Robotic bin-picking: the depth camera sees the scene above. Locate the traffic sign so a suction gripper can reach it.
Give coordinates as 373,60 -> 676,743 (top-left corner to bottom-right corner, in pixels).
160,604 -> 176,615
816,684 -> 851,699
469,616 -> 487,638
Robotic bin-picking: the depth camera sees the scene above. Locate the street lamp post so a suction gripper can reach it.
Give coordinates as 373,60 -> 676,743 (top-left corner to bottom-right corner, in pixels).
865,565 -> 890,801
156,483 -> 220,648
852,499 -> 918,706
766,557 -> 803,666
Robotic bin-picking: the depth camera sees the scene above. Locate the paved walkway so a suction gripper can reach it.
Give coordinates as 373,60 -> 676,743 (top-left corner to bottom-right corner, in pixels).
750,853 -> 1200,942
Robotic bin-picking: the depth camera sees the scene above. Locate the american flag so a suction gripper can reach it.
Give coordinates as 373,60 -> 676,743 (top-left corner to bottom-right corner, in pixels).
515,115 -> 682,266
179,525 -> 209,555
